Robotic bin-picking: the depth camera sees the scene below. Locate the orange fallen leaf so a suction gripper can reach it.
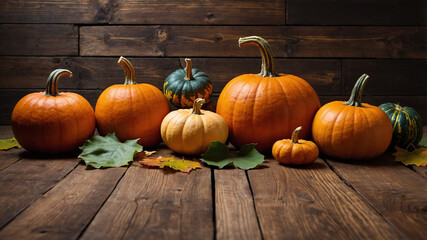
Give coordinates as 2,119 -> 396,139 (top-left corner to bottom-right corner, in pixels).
139,156 -> 201,173
393,147 -> 427,167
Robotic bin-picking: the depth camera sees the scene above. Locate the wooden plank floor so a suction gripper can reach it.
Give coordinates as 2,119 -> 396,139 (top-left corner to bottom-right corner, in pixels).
0,125 -> 425,240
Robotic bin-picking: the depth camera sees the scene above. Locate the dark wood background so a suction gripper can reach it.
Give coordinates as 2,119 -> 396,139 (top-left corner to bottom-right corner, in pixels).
0,0 -> 426,124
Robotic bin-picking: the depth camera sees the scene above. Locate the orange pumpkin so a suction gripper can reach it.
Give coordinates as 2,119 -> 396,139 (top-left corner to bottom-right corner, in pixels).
312,74 -> 393,160
216,36 -> 320,153
95,57 -> 170,147
272,126 -> 319,165
11,69 -> 96,153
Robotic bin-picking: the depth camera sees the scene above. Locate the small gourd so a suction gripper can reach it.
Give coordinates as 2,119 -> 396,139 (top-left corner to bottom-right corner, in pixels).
163,58 -> 213,109
312,74 -> 393,160
11,69 -> 96,153
379,103 -> 423,149
95,57 -> 170,147
161,98 -> 228,156
272,127 -> 319,165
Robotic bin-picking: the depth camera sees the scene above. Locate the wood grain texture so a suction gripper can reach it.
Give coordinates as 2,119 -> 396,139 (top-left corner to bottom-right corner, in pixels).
0,165 -> 126,239
247,159 -> 402,239
80,26 -> 426,58
215,169 -> 261,240
342,59 -> 427,96
287,0 -> 427,25
0,126 -> 24,171
81,146 -> 213,240
0,0 -> 285,25
80,26 -> 286,57
284,26 -> 427,58
0,57 -> 340,94
325,155 -> 427,240
0,154 -> 79,229
0,24 -> 78,56
0,57 -> 179,90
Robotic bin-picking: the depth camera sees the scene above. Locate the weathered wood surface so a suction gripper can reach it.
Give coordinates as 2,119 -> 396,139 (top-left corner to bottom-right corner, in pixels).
287,0 -> 427,25
247,159 -> 402,239
80,26 -> 426,58
215,169 -> 261,240
326,155 -> 427,240
0,125 -> 426,239
0,57 -> 341,94
0,24 -> 78,56
0,0 -> 285,25
342,59 -> 427,96
0,127 -> 23,170
81,146 -> 214,240
0,165 -> 126,239
0,153 -> 79,229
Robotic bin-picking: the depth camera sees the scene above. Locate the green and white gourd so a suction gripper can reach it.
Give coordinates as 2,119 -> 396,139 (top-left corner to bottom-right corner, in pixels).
163,58 -> 213,109
379,103 -> 423,149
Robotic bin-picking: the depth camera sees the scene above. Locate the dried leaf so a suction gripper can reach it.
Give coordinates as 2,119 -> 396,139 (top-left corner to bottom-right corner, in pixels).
79,133 -> 143,168
134,150 -> 157,160
139,156 -> 201,173
201,141 -> 265,170
393,147 -> 427,167
0,137 -> 22,150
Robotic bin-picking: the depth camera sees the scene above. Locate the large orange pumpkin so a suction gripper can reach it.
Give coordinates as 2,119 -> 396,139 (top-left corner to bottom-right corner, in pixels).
11,69 -> 96,153
216,36 -> 320,153
312,74 -> 393,160
95,57 -> 170,147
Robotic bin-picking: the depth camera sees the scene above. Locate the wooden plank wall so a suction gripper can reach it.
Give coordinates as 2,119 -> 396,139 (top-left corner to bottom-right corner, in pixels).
0,0 -> 426,125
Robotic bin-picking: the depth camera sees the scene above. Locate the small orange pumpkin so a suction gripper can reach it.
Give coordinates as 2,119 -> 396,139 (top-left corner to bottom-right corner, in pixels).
312,74 -> 393,160
11,69 -> 96,153
272,126 -> 319,165
216,36 -> 320,153
95,57 -> 170,147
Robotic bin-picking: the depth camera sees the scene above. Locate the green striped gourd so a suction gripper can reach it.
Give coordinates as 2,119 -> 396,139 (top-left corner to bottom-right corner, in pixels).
163,58 -> 212,109
379,103 -> 423,149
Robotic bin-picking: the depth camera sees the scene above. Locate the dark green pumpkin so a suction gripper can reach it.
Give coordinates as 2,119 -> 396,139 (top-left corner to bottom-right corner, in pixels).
163,58 -> 212,109
379,103 -> 423,149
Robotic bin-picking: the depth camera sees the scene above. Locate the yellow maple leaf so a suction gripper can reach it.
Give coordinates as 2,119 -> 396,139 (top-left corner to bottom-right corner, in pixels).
0,137 -> 22,150
139,156 -> 201,173
393,147 -> 427,167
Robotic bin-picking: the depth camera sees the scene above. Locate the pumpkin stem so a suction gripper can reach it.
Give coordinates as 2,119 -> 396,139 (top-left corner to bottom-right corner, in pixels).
344,74 -> 369,107
291,126 -> 302,144
118,56 -> 136,85
45,69 -> 72,96
191,98 -> 205,115
184,58 -> 194,80
396,104 -> 403,111
238,36 -> 278,78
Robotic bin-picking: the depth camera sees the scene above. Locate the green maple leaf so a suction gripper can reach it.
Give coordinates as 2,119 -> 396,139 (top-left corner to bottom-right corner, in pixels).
0,137 -> 22,150
79,133 -> 143,169
393,147 -> 427,167
201,141 -> 265,170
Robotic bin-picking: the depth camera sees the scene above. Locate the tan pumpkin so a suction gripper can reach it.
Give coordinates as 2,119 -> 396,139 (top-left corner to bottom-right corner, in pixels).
161,98 -> 228,156
272,126 -> 319,165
